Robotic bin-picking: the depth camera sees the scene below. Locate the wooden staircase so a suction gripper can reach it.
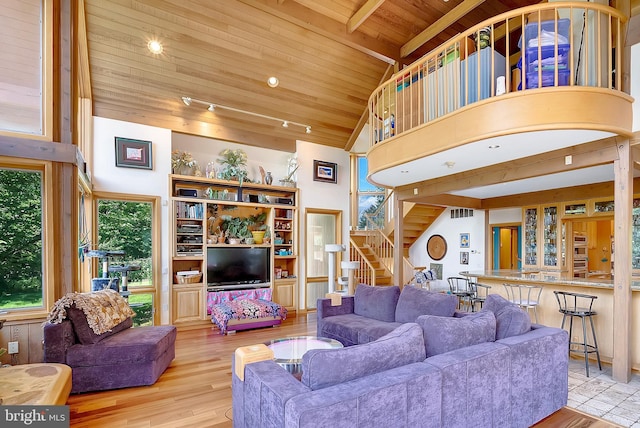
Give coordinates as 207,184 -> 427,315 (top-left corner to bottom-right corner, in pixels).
350,233 -> 393,286
387,204 -> 445,256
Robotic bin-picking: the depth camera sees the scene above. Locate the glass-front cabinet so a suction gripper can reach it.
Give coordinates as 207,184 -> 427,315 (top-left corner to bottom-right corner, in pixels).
522,204 -> 560,269
542,205 -> 559,268
523,206 -> 538,267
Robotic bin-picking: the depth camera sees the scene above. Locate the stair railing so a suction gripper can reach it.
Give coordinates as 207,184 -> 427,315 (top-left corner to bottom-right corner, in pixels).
348,237 -> 379,287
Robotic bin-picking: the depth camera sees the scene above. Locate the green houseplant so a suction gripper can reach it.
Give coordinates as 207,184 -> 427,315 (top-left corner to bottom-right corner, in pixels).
217,149 -> 248,182
247,212 -> 267,244
221,215 -> 250,244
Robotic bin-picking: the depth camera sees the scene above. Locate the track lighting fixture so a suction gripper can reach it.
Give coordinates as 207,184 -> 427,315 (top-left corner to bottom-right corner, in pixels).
180,96 -> 311,133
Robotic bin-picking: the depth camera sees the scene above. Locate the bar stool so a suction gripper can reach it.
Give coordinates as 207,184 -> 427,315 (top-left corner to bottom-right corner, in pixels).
503,283 -> 542,323
553,291 -> 602,377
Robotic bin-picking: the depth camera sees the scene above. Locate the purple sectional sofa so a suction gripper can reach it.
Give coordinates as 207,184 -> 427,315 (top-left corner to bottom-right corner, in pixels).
232,291 -> 569,427
317,284 -> 460,345
44,309 -> 176,394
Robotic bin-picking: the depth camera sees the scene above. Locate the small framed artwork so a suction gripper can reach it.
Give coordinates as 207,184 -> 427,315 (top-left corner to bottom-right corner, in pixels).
281,270 -> 289,278
429,263 -> 443,280
115,137 -> 153,170
313,160 -> 337,184
460,251 -> 469,265
460,233 -> 470,248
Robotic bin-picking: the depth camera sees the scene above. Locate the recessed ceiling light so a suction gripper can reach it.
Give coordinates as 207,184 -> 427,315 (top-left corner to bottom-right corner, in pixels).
488,144 -> 500,149
147,40 -> 163,54
267,76 -> 279,88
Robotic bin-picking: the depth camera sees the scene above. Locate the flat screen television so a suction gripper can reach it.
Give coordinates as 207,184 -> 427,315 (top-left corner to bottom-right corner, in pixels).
207,247 -> 271,287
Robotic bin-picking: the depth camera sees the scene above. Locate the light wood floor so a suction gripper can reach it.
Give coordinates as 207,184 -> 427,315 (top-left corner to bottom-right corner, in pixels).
67,313 -> 619,428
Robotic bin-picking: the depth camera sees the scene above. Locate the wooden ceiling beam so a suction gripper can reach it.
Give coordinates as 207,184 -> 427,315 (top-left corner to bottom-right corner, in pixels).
347,0 -> 386,33
238,0 -> 401,64
395,136 -> 621,200
405,193 -> 483,208
401,0 -> 486,57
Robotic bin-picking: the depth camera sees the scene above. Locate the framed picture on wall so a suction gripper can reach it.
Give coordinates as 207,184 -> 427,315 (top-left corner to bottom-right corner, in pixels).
115,137 -> 153,170
429,263 -> 443,280
460,233 -> 470,248
460,251 -> 469,265
313,160 -> 337,183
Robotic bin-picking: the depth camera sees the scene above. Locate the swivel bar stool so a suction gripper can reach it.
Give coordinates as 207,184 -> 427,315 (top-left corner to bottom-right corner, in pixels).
553,291 -> 602,377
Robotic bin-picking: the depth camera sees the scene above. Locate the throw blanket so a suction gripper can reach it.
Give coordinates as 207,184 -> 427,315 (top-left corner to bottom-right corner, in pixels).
210,299 -> 287,334
47,289 -> 135,335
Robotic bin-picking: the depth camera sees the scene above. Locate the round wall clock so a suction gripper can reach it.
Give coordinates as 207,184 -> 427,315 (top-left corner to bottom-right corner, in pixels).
426,234 -> 447,260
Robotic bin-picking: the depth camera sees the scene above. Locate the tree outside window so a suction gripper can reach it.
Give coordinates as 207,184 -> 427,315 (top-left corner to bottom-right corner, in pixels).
0,169 -> 43,310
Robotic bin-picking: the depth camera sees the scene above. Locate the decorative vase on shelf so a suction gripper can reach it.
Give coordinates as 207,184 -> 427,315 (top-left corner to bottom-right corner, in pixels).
265,172 -> 273,185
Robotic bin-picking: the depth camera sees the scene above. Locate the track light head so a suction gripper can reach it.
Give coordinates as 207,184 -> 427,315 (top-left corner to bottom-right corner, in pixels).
208,104 -> 215,112
181,97 -> 192,106
282,121 -> 289,128
306,126 -> 311,134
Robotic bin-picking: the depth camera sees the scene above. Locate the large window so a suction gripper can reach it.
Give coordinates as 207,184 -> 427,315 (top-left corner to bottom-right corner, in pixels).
94,195 -> 158,326
0,0 -> 51,138
0,165 -> 46,312
356,157 -> 385,230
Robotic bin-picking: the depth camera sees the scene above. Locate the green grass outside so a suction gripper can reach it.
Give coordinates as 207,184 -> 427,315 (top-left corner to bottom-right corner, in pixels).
0,290 -> 42,310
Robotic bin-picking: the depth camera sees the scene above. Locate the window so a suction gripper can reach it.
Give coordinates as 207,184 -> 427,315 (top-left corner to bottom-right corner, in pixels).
0,162 -> 50,313
94,194 -> 159,326
305,209 -> 341,309
0,0 -> 52,138
355,157 -> 386,230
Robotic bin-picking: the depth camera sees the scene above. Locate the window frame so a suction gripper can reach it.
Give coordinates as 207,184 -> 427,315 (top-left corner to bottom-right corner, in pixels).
0,0 -> 53,141
0,156 -> 54,321
91,192 -> 161,325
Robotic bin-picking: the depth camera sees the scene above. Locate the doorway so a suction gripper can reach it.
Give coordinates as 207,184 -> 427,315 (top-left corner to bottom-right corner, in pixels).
492,225 -> 521,270
305,208 -> 342,309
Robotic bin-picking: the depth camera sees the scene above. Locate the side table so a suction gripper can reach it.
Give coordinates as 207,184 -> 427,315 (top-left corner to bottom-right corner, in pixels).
0,363 -> 71,405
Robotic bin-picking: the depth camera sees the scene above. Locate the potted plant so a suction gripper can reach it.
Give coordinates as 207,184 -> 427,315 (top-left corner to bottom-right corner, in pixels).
217,149 -> 248,182
221,215 -> 250,244
171,150 -> 200,175
247,212 -> 268,244
263,226 -> 271,244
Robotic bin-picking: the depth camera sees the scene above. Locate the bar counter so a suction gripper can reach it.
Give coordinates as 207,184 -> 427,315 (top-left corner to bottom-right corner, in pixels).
461,270 -> 640,372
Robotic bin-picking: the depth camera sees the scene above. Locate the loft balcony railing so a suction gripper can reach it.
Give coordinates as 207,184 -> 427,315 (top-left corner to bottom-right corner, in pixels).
368,2 -> 626,148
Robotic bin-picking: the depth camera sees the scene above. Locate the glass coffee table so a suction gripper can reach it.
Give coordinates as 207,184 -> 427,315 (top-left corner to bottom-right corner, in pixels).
265,336 -> 343,377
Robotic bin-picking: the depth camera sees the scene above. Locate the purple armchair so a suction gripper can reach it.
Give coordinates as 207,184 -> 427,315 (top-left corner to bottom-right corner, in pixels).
44,308 -> 176,394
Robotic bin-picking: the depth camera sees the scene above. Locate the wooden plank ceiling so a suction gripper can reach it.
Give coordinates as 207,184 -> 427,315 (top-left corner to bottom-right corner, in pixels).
84,0 -> 540,153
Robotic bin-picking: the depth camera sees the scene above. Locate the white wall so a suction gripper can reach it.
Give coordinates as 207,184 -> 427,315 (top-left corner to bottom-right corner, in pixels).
488,208 -> 521,224
92,117 -> 172,324
172,133 -> 294,183
409,207 -> 486,291
296,140 -> 351,309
